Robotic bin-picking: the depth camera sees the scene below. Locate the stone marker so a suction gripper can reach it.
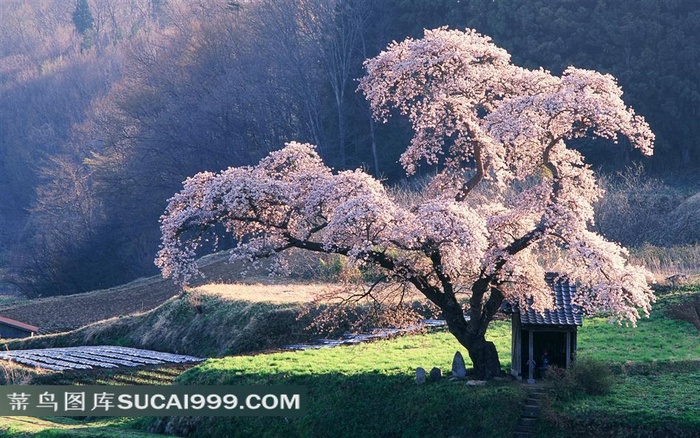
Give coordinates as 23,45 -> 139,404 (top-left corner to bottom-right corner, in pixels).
466,380 -> 487,386
415,367 -> 426,384
451,351 -> 467,378
429,367 -> 442,382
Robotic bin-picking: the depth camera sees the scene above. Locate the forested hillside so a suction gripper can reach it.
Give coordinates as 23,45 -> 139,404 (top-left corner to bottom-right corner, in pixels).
1,0 -> 699,297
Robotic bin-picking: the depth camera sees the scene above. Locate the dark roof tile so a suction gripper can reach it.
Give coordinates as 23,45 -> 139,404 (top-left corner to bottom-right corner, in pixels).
519,273 -> 583,327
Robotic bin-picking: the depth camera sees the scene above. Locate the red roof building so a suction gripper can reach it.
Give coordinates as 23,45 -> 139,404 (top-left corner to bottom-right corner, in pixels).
0,316 -> 39,339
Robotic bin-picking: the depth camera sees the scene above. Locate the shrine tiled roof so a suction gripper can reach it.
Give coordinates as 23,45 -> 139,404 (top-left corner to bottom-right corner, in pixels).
518,273 -> 583,327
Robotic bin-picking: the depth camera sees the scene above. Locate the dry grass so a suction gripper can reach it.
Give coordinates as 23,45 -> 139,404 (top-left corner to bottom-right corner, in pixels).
191,283 -> 341,304
629,244 -> 700,283
0,359 -> 45,384
0,254 -> 325,334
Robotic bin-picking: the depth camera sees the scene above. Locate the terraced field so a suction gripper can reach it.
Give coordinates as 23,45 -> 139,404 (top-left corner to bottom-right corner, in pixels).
0,346 -> 203,371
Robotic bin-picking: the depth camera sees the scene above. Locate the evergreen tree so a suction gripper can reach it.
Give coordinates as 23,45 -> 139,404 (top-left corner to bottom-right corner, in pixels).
72,0 -> 94,35
72,0 -> 94,50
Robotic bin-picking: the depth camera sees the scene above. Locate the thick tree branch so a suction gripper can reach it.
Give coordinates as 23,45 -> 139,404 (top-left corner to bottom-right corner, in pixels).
285,234 -> 446,307
455,142 -> 485,202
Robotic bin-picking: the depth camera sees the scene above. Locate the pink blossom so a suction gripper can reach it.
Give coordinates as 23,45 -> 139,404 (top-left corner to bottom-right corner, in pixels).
158,28 -> 655,337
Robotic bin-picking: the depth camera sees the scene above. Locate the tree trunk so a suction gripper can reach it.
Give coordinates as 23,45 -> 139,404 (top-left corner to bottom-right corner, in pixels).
448,323 -> 503,380
440,293 -> 503,380
461,336 -> 502,380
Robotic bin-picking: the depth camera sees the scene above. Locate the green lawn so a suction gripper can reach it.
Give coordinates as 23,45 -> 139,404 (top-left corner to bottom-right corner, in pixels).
536,286 -> 700,437
578,314 -> 700,364
162,322 -> 524,438
2,286 -> 700,437
179,323 -> 511,383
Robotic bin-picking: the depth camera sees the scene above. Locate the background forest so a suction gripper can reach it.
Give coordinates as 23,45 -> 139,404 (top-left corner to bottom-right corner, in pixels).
1,0 -> 699,298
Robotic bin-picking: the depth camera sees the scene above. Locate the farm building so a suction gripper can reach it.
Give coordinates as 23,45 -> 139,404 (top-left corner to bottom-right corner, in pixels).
0,315 -> 38,339
507,273 -> 583,383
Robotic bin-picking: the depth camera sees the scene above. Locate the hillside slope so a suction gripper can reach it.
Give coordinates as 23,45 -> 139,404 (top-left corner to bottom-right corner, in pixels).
0,276 -> 178,333
0,253 -> 262,333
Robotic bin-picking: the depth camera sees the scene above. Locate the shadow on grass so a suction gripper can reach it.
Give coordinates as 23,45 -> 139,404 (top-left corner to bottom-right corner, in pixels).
537,359 -> 700,438
610,358 -> 700,376
0,416 -> 157,438
146,371 -> 527,438
28,364 -> 195,386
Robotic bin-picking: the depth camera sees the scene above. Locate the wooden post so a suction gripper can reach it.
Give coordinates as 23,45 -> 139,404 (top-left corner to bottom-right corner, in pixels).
511,314 -> 522,379
566,331 -> 571,368
511,319 -> 516,377
527,330 -> 535,384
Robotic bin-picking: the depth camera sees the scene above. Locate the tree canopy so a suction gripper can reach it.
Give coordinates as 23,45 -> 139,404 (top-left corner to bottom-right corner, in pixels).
156,28 -> 655,379
4,0 -> 697,298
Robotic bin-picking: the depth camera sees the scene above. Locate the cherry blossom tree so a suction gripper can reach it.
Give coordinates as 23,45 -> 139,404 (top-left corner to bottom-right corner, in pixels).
156,28 -> 655,379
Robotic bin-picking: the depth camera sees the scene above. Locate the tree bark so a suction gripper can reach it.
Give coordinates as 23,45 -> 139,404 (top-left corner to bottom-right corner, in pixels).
461,336 -> 502,380
441,303 -> 503,380
436,278 -> 504,380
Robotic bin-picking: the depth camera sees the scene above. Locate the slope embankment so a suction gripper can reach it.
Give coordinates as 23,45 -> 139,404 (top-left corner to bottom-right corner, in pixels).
0,282 -> 336,358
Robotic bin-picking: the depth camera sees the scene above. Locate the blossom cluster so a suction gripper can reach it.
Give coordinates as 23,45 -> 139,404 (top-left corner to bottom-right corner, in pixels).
159,27 -> 656,325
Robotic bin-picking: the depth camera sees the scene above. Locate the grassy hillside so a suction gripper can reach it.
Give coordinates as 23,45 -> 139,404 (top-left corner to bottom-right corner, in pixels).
150,325 -> 522,438
0,319 -> 522,438
139,284 -> 700,437
1,278 -> 699,437
1,286 -> 330,357
0,276 -> 179,334
0,252 -> 278,333
533,284 -> 700,437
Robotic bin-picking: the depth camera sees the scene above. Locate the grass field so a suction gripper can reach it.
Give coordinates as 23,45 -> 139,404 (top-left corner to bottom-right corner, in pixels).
151,324 -> 524,438
0,417 -> 159,438
535,285 -> 700,437
0,326 -> 524,438
0,271 -> 699,437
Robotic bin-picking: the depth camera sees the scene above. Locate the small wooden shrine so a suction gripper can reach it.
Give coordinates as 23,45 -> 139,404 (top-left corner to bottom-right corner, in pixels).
508,273 -> 583,383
